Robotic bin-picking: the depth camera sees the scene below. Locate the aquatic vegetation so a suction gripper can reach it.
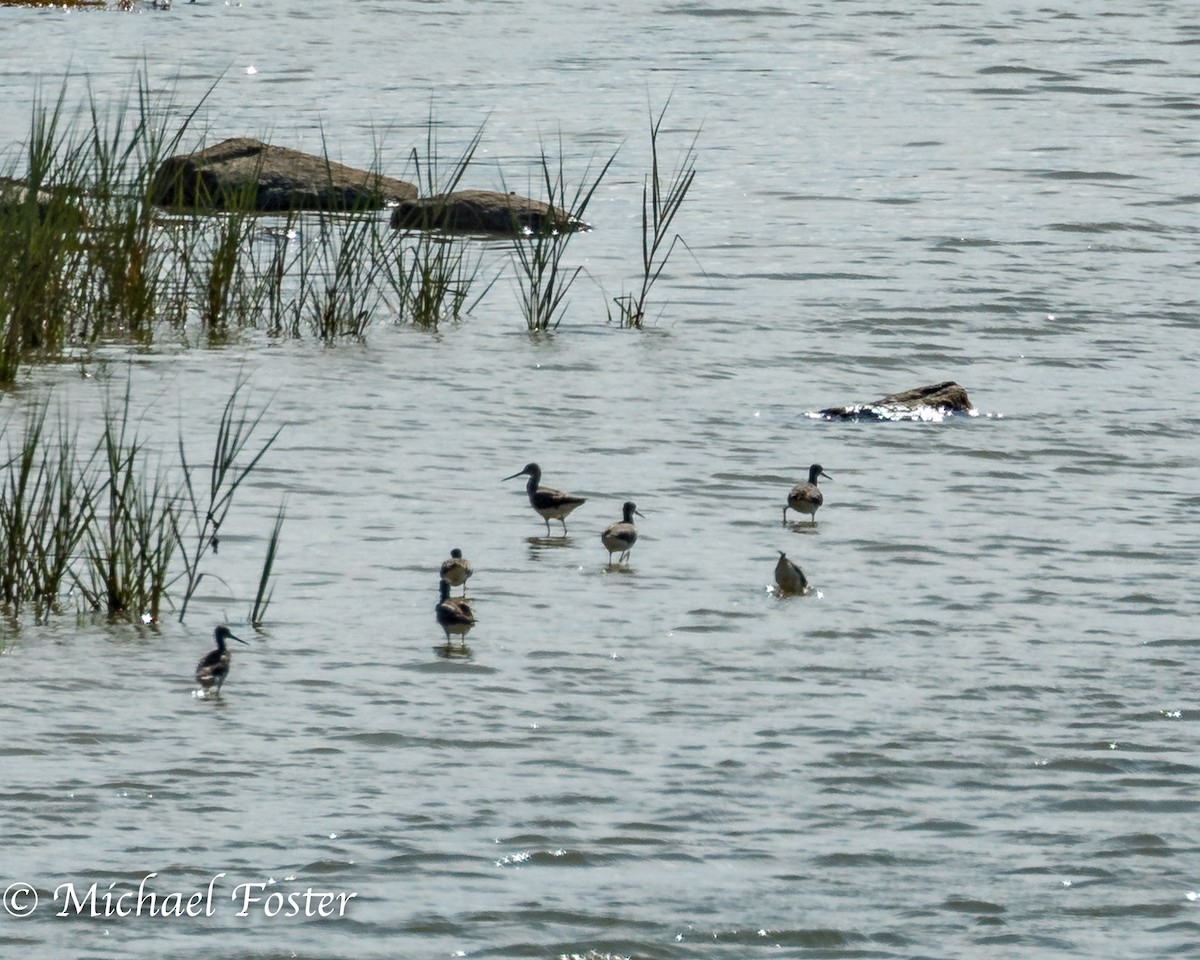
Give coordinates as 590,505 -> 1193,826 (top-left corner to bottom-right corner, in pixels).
78,382 -> 178,621
609,98 -> 699,330
510,139 -> 615,331
173,376 -> 282,623
0,378 -> 283,625
0,74 -> 209,375
249,501 -> 285,627
0,402 -> 94,621
0,86 -> 90,380
384,112 -> 493,330
1,75 -> 701,378
79,78 -> 208,338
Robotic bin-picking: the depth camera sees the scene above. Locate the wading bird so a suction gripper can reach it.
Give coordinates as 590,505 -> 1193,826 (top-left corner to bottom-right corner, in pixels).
503,462 -> 587,535
436,578 -> 476,643
195,625 -> 248,695
774,551 -> 811,596
784,463 -> 831,524
440,548 -> 473,596
601,501 -> 644,564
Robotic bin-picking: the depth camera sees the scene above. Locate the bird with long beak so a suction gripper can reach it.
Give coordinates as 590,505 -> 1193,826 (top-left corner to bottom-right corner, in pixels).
601,501 -> 644,564
195,625 -> 248,695
784,463 -> 832,524
503,462 -> 587,535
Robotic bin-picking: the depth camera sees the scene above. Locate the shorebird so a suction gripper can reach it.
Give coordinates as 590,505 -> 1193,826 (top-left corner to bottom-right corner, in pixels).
195,625 -> 248,695
503,462 -> 587,535
601,501 -> 644,564
435,578 -> 476,643
774,551 -> 811,596
440,548 -> 472,596
784,463 -> 831,524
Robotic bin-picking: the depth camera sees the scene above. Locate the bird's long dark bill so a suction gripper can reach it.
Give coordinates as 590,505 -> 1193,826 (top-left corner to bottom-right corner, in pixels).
502,471 -> 526,481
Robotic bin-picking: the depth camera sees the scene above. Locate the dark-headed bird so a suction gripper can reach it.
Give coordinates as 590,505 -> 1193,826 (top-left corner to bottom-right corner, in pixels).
784,463 -> 832,524
601,501 -> 644,564
503,462 -> 587,535
436,578 -> 476,643
195,625 -> 248,695
440,548 -> 473,596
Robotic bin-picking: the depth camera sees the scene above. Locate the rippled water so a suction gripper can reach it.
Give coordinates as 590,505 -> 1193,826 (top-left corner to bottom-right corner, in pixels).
2,2 -> 1199,958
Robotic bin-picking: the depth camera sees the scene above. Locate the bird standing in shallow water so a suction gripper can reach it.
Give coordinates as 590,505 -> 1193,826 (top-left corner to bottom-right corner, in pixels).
436,578 -> 476,643
195,625 -> 248,695
503,462 -> 587,535
784,463 -> 832,524
602,501 -> 644,564
774,551 -> 811,596
440,548 -> 472,596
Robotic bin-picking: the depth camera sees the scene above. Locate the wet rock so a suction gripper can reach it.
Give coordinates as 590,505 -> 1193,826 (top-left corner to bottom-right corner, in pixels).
817,381 -> 975,422
390,189 -> 586,236
0,176 -> 87,225
1,176 -> 58,210
150,137 -> 418,212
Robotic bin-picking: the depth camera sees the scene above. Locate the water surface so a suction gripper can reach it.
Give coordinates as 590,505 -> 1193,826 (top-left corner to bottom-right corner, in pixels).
2,2 -> 1198,958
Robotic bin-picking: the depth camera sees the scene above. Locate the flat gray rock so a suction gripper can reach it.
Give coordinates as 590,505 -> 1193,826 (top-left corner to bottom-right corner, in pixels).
390,189 -> 585,236
151,137 -> 417,212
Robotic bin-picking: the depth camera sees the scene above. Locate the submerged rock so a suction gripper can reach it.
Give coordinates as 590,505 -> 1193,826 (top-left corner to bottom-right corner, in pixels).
390,189 -> 586,236
150,137 -> 417,212
0,176 -> 54,212
816,381 -> 975,422
0,176 -> 87,225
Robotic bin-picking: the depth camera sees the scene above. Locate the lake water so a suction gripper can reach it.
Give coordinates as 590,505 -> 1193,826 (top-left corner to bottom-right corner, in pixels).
2,2 -> 1199,958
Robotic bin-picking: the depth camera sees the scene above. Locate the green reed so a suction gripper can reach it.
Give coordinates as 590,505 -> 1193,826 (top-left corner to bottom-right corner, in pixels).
381,113 -> 493,329
189,194 -> 264,338
0,378 -> 283,625
0,402 -> 96,619
1,85 -> 89,378
0,73 -> 214,377
609,98 -> 699,329
78,76 -> 203,339
249,499 -> 285,627
511,139 -> 615,331
2,74 -> 702,371
79,383 -> 178,619
172,376 -> 282,623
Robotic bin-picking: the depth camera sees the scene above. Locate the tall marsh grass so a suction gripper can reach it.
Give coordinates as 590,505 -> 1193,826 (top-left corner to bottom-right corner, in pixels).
510,140 -> 615,331
1,76 -> 700,375
0,378 -> 284,625
172,377 -> 282,622
383,115 -> 493,329
609,100 -> 699,329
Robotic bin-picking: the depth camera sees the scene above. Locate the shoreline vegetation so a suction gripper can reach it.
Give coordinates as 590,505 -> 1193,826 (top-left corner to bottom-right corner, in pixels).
1,75 -> 696,630
1,376 -> 283,630
1,76 -> 699,384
